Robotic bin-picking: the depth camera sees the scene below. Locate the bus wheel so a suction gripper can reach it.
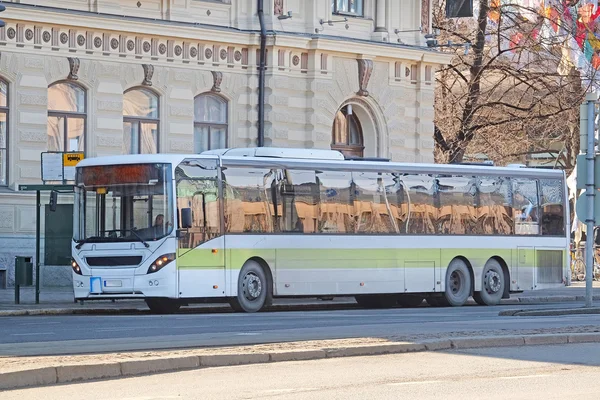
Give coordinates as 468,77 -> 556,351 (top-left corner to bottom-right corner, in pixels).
477,259 -> 505,306
230,260 -> 269,313
472,292 -> 486,306
397,295 -> 423,308
145,298 -> 181,314
444,258 -> 472,307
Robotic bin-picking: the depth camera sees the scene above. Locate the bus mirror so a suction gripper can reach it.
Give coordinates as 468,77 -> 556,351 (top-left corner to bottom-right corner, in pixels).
181,208 -> 192,228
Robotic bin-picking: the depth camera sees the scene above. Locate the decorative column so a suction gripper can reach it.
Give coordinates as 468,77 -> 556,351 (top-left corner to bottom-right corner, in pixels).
372,0 -> 389,41
375,0 -> 387,32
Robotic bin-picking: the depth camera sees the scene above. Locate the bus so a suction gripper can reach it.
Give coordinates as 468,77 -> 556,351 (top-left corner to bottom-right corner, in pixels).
71,148 -> 569,313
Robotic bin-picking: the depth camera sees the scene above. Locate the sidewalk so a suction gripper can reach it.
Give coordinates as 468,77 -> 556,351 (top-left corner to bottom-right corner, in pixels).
2,282 -> 600,315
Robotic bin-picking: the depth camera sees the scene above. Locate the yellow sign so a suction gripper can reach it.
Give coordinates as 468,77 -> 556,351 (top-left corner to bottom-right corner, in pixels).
63,152 -> 84,167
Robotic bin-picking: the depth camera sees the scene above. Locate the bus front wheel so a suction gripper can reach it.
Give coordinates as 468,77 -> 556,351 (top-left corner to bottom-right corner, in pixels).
230,260 -> 270,313
145,298 -> 181,314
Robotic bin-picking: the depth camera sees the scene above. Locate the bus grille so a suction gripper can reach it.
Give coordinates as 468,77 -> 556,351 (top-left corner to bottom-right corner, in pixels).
536,250 -> 563,284
85,256 -> 143,267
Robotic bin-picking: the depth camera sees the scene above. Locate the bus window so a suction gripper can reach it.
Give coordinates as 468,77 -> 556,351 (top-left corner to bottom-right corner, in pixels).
352,172 -> 404,234
317,170 -> 353,234
222,167 -> 276,233
539,179 -> 565,236
402,174 -> 437,235
437,175 -> 477,235
279,169 -> 318,233
477,177 -> 513,235
512,178 -> 539,235
175,160 -> 219,249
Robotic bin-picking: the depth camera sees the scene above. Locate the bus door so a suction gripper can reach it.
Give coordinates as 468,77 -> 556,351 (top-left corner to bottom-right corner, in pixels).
175,159 -> 225,298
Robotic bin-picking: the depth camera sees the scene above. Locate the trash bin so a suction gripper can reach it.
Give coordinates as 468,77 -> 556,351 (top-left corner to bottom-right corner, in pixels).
15,256 -> 33,286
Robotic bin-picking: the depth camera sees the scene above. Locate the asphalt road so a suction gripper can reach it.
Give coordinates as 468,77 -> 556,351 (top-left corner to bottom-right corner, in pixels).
3,343 -> 600,399
1,302 -> 600,356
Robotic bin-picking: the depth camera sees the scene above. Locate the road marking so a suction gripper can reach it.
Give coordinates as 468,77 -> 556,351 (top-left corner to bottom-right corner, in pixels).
497,374 -> 553,380
19,322 -> 61,326
97,327 -> 138,332
388,380 -> 444,386
11,332 -> 55,336
236,332 -> 262,336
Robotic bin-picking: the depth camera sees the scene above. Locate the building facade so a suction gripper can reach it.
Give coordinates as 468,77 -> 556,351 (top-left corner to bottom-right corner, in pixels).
0,0 -> 450,287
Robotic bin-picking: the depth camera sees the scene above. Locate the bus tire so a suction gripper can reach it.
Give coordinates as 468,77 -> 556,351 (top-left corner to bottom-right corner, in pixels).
444,258 -> 472,307
145,298 -> 181,314
397,295 -> 423,308
230,260 -> 269,313
478,259 -> 505,306
472,292 -> 486,306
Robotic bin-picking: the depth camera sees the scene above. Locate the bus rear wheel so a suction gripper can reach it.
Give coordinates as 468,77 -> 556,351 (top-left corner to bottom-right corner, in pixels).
230,260 -> 270,313
444,258 -> 472,307
475,259 -> 505,306
145,298 -> 181,314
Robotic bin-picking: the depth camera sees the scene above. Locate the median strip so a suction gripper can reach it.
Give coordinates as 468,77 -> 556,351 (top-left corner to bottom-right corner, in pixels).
2,333 -> 600,391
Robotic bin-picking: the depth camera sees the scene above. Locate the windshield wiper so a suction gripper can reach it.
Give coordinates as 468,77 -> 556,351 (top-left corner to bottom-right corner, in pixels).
125,229 -> 150,248
75,236 -> 105,250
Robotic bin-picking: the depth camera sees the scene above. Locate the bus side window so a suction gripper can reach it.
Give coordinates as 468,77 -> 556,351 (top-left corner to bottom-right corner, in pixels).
539,179 -> 565,236
280,169 -> 318,233
512,178 -> 539,235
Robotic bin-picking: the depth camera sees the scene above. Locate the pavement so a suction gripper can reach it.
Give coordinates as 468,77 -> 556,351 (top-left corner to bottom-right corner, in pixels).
2,282 -> 600,316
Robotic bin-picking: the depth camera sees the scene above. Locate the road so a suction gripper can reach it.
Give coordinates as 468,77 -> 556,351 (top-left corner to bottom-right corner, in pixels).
3,343 -> 600,399
1,302 -> 600,356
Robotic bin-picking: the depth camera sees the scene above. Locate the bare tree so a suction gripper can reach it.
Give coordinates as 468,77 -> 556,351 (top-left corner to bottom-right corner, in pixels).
433,0 -> 597,169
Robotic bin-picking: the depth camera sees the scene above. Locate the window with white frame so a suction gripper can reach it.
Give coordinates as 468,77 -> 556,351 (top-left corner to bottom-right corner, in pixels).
194,93 -> 228,153
0,79 -> 7,185
48,82 -> 86,153
332,0 -> 363,16
123,88 -> 159,154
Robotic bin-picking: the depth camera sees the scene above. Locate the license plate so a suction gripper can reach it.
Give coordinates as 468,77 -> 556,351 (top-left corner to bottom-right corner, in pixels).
104,280 -> 122,288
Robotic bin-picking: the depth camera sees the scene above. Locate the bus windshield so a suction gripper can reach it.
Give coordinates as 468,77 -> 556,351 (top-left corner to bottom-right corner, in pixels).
74,163 -> 174,244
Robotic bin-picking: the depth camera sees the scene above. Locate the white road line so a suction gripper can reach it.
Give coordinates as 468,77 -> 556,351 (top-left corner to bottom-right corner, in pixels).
388,380 -> 444,386
497,374 -> 553,380
11,332 -> 55,336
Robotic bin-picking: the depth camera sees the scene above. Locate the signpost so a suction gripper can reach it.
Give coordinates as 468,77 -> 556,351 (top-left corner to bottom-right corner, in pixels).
16,152 -> 84,304
576,93 -> 599,308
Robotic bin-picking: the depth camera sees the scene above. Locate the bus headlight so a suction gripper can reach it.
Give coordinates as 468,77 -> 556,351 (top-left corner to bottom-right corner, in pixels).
147,253 -> 175,274
71,259 -> 82,275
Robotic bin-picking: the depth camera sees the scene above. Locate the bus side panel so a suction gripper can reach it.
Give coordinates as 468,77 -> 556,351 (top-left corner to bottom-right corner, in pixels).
225,235 -> 276,297
177,236 -> 226,298
274,236 -> 405,296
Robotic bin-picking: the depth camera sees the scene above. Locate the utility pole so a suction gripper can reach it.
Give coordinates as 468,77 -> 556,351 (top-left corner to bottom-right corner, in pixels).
577,92 -> 598,307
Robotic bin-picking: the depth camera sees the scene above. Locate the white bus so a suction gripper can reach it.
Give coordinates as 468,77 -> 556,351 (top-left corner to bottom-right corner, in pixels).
71,148 -> 569,313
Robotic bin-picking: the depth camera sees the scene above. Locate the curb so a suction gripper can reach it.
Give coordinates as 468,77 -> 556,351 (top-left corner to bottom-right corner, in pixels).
1,295 -> 595,317
499,307 -> 600,316
2,333 -> 600,391
0,302 -> 360,317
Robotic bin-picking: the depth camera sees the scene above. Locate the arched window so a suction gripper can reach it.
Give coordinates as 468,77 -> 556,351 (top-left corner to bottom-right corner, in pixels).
48,82 -> 86,153
123,88 -> 159,154
331,105 -> 364,158
194,93 -> 227,153
0,79 -> 8,186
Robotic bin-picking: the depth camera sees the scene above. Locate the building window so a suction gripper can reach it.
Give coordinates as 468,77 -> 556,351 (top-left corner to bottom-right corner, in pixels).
0,79 -> 7,186
332,0 -> 363,16
123,88 -> 159,154
48,82 -> 86,153
331,105 -> 364,158
194,93 -> 227,153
